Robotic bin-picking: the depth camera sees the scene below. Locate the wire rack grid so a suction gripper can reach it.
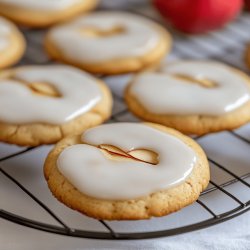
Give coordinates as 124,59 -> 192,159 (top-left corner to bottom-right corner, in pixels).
0,4 -> 250,240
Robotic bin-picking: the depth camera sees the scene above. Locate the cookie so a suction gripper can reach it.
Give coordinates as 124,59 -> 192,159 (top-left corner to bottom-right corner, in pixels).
0,16 -> 25,69
44,122 -> 209,220
45,11 -> 172,75
0,0 -> 98,28
246,43 -> 250,70
125,61 -> 250,135
0,65 -> 112,146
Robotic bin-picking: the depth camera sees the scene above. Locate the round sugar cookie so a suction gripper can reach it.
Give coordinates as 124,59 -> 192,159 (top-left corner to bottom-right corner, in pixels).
44,122 -> 209,220
0,65 -> 112,146
45,11 -> 172,75
0,16 -> 25,69
0,0 -> 99,28
125,61 -> 250,135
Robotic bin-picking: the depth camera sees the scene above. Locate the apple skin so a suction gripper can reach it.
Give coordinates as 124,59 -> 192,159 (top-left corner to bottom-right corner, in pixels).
153,0 -> 243,34
245,0 -> 250,10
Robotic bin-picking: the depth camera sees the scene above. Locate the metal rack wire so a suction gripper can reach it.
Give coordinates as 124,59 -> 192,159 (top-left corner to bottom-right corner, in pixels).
0,4 -> 250,240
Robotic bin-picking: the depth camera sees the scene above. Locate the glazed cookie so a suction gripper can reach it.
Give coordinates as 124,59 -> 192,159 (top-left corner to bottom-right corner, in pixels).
125,61 -> 250,135
45,12 -> 172,75
44,122 -> 209,220
0,16 -> 25,69
0,65 -> 112,146
246,43 -> 250,70
0,0 -> 98,28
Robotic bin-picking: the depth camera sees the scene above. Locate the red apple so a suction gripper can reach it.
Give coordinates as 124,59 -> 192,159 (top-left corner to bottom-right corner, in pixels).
153,0 -> 243,34
245,0 -> 250,10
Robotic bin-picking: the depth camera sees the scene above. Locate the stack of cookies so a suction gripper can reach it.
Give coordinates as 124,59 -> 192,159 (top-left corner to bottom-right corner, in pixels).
0,0 -> 249,221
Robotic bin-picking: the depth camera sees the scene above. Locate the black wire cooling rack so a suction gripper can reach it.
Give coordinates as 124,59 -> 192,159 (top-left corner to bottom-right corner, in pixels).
0,2 -> 250,240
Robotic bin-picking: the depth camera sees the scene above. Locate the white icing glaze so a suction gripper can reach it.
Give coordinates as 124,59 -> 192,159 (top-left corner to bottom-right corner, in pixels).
130,61 -> 250,116
0,65 -> 102,124
49,12 -> 162,64
57,123 -> 196,200
0,17 -> 11,51
0,0 -> 82,11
